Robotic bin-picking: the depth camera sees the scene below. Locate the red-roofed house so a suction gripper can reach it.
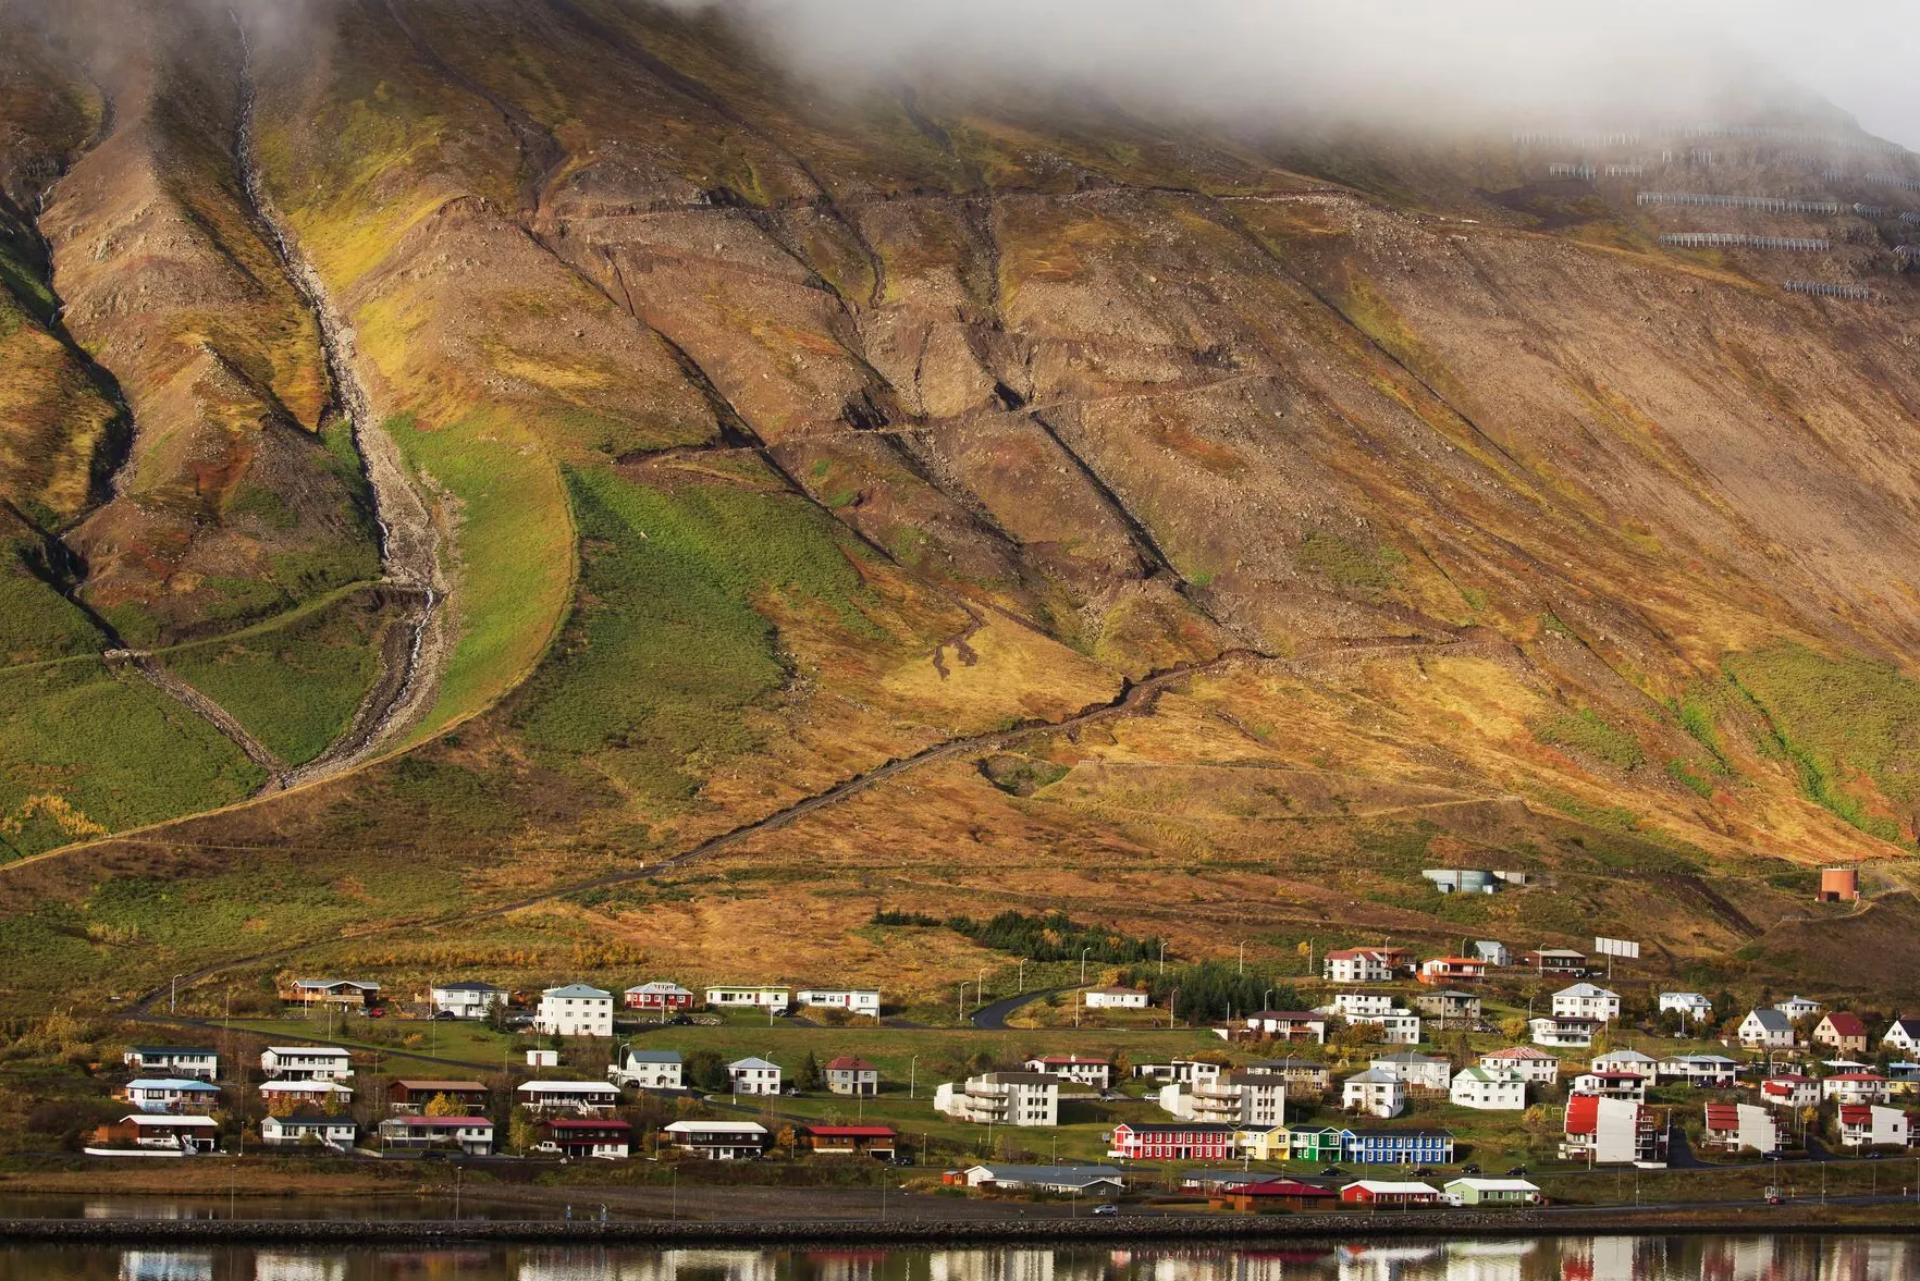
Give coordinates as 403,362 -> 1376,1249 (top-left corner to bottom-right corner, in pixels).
822,1057 -> 879,1096
1814,1013 -> 1870,1056
1562,1094 -> 1665,1164
534,1118 -> 632,1160
801,1125 -> 898,1158
1761,1075 -> 1817,1110
1417,958 -> 1487,986
1701,1103 -> 1783,1155
1837,1105 -> 1909,1150
1210,1179 -> 1340,1213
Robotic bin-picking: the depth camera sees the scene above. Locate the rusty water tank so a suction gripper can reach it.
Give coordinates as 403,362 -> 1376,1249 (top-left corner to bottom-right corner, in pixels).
1819,867 -> 1860,903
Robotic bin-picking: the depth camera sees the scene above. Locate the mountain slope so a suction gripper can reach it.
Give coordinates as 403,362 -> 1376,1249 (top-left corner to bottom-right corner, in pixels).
3,0 -> 1920,1008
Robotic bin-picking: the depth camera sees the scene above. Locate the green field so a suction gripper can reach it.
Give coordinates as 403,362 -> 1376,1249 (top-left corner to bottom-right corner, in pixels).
159,587 -> 393,765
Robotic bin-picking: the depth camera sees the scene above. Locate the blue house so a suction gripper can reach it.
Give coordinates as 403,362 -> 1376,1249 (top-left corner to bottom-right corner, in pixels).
1347,1129 -> 1455,1165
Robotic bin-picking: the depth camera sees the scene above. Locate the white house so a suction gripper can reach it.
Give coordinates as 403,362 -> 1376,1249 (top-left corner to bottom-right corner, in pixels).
122,1047 -> 219,1081
1570,1072 -> 1647,1101
1481,1047 -> 1561,1086
258,1080 -> 355,1109
1025,1055 -> 1112,1089
1590,1049 -> 1659,1079
608,1048 -> 684,1090
705,986 -> 790,1012
261,1111 -> 355,1150
1323,950 -> 1396,983
260,1046 -> 353,1082
1761,1074 -> 1817,1110
1342,1069 -> 1406,1119
1702,1103 -> 1783,1156
1561,1095 -> 1663,1164
662,1120 -> 769,1160
1822,1073 -> 1893,1105
1656,1055 -> 1742,1088
90,1114 -> 219,1154
429,981 -> 506,1020
516,1081 -> 619,1115
1838,1104 -> 1909,1149
1238,1010 -> 1328,1043
1658,992 -> 1713,1021
934,1072 -> 1060,1126
1474,941 -> 1512,968
1738,1008 -> 1795,1049
1553,983 -> 1621,1023
1084,986 -> 1150,1010
1530,1016 -> 1600,1049
727,1057 -> 783,1095
1369,1052 -> 1452,1093
1884,1018 -> 1920,1055
1157,1071 -> 1286,1126
121,1079 -> 221,1114
1322,994 -> 1419,1044
965,1164 -> 1126,1194
1327,992 -> 1395,1018
536,984 -> 613,1038
795,989 -> 881,1017
1775,995 -> 1822,1021
1450,1067 -> 1527,1110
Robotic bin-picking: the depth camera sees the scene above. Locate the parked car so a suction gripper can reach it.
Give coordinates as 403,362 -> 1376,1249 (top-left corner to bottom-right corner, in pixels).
1091,1203 -> 1119,1217
1460,1163 -> 1481,1175
1320,1167 -> 1345,1178
1505,1165 -> 1528,1176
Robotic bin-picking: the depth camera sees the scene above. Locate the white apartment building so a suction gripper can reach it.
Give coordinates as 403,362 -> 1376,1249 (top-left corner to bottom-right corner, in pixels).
1157,1071 -> 1286,1126
1450,1067 -> 1526,1110
1342,1069 -> 1406,1119
536,984 -> 613,1038
1553,983 -> 1622,1023
727,1057 -> 783,1096
259,1046 -> 354,1082
933,1072 -> 1060,1127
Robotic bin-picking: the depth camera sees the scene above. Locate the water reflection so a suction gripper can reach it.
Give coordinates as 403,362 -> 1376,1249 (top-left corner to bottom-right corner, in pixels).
0,1237 -> 1913,1281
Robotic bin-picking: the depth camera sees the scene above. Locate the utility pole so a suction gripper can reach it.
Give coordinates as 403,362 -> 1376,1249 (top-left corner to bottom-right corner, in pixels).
1081,949 -> 1090,986
1018,960 -> 1026,993
1159,939 -> 1166,977
1238,940 -> 1246,976
957,983 -> 966,1025
1170,988 -> 1179,1030
910,1056 -> 918,1099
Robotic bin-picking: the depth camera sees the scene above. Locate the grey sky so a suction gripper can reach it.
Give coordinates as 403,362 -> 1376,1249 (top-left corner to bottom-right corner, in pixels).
661,0 -> 1920,150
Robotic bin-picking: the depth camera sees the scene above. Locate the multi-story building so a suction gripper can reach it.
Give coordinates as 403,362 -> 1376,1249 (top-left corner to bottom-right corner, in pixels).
516,1080 -> 620,1115
1701,1103 -> 1783,1156
1552,983 -> 1622,1023
1107,1122 -> 1238,1162
1481,1046 -> 1560,1086
259,1046 -> 353,1082
122,1047 -> 218,1081
1530,1015 -> 1601,1049
623,982 -> 695,1014
428,981 -> 506,1020
933,1072 -> 1059,1126
1450,1067 -> 1526,1110
823,1056 -> 879,1096
1837,1105 -> 1909,1150
120,1079 -> 221,1114
1561,1095 -> 1665,1164
535,984 -> 613,1038
1157,1070 -> 1286,1126
1416,958 -> 1487,986
1347,1130 -> 1455,1166
1342,1069 -> 1406,1119
1248,1058 -> 1331,1097
1761,1074 -> 1817,1110
1822,1073 -> 1893,1105
1024,1055 -> 1112,1088
378,1116 -> 495,1155
1738,1008 -> 1795,1049
727,1057 -> 783,1096
1236,1010 -> 1327,1043
1658,992 -> 1713,1022
1368,1052 -> 1452,1093
662,1120 -> 768,1160
1322,950 -> 1396,984
607,1048 -> 685,1091
1656,1055 -> 1742,1088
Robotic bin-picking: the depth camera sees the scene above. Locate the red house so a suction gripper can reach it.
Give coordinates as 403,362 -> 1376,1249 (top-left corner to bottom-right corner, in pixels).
624,982 -> 695,1012
534,1118 -> 633,1159
1108,1123 -> 1238,1162
1416,958 -> 1487,986
1341,1180 -> 1443,1206
1211,1179 -> 1340,1213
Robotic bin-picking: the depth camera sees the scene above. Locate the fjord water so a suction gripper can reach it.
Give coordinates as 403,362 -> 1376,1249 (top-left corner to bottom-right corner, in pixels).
2,1238 -> 1912,1281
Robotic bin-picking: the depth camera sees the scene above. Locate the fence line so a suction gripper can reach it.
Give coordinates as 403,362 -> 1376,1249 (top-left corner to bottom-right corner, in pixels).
1547,163 -> 1596,180
1605,164 -> 1645,177
1658,233 -> 1830,251
1636,192 -> 1840,215
1783,280 -> 1872,300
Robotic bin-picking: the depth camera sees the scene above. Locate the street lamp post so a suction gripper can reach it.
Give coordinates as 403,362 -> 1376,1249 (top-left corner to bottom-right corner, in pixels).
910,1055 -> 918,1099
1170,988 -> 1179,1030
170,973 -> 185,1014
1081,949 -> 1090,985
1238,940 -> 1246,976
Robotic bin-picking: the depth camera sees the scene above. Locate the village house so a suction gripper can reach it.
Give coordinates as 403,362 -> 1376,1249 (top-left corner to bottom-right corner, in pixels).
727,1057 -> 783,1096
1349,1130 -> 1455,1165
1158,1070 -> 1287,1126
1445,1178 -> 1542,1207
1776,995 -> 1823,1021
1413,990 -> 1482,1026
1024,1055 -> 1111,1089
1107,1122 -> 1238,1162
1814,1013 -> 1870,1056
1416,957 -> 1487,986
1561,1095 -> 1665,1165
1701,1103 -> 1784,1156
1474,941 -> 1511,968
1884,1018 -> 1920,1055
934,1072 -> 1060,1126
1658,992 -> 1713,1022
282,979 -> 381,1010
801,1125 -> 898,1158
1569,1072 -> 1647,1102
120,1079 -> 221,1114
1738,1008 -> 1795,1050
1822,1073 -> 1893,1105
1341,1180 -> 1442,1206
1590,1049 -> 1659,1079
823,1056 -> 880,1096
535,984 -> 613,1038
1230,1126 -> 1290,1162
1761,1074 -> 1818,1110
1656,1055 -> 1742,1089
704,986 -> 790,1012
1481,1046 -> 1560,1086
1282,1125 -> 1353,1164
607,1048 -> 685,1091
260,1046 -> 353,1082
121,1047 -> 218,1081
1235,1010 -> 1327,1043
386,1080 -> 488,1115
796,989 -> 881,1018
1322,949 -> 1396,983
88,1114 -> 219,1155
1529,1015 -> 1601,1049
1837,1105 -> 1909,1150
1521,948 -> 1587,975
1248,1058 -> 1331,1097
1131,1058 -> 1222,1086
1341,1069 -> 1406,1119
966,1164 -> 1125,1194
1450,1067 -> 1527,1110
259,1080 -> 354,1111
1083,986 -> 1149,1010
662,1120 -> 768,1160
623,981 -> 695,1014
1552,983 -> 1621,1023
261,1108 -> 355,1150
1369,1051 -> 1452,1094
534,1118 -> 633,1160
428,981 -> 505,1020
376,1115 -> 495,1155
1211,1178 -> 1340,1214
1322,993 -> 1421,1044
516,1081 -> 619,1115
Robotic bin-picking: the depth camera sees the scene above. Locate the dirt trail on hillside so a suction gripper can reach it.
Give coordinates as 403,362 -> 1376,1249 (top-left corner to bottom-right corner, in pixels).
233,18 -> 451,780
108,650 -> 290,784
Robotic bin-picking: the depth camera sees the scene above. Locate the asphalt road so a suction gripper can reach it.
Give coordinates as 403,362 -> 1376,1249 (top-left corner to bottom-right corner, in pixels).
970,988 -> 1060,1030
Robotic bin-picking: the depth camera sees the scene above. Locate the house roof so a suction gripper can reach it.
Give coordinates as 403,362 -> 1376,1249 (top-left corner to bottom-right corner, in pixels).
807,1125 -> 898,1137
1764,1074 -> 1812,1086
1660,991 -> 1709,1002
385,1115 -> 492,1129
978,1071 -> 1058,1085
729,1057 -> 780,1071
433,981 -> 503,992
268,1106 -> 350,1125
1891,1018 -> 1920,1038
124,1079 -> 219,1092
393,1080 -> 487,1092
1703,1105 -> 1741,1129
124,1114 -> 218,1128
1113,1123 -> 1240,1135
1593,1050 -> 1657,1063
1556,983 -> 1618,999
1444,1178 -> 1540,1193
1453,1067 -> 1517,1083
1663,1054 -> 1740,1066
1577,1072 -> 1646,1084
823,1056 -> 876,1072
663,1121 -> 768,1135
1483,1047 -> 1556,1061
1091,986 -> 1144,996
542,984 -> 611,999
1347,1128 -> 1453,1139
1839,1105 -> 1875,1125
1344,1069 -> 1401,1086
1745,1009 -> 1792,1031
1033,1055 -> 1109,1065
1345,1181 -> 1440,1195
266,1045 -> 350,1056
1565,1094 -> 1600,1135
291,979 -> 380,991
622,1050 -> 683,1064
259,1080 -> 352,1093
129,1046 -> 215,1057
1249,1010 -> 1323,1021
1527,948 -> 1586,959
627,981 -> 692,993
1249,1058 -> 1326,1071
1221,1179 -> 1336,1199
1827,1072 -> 1888,1083
517,1080 -> 616,1093
967,1164 -> 1124,1186
541,1119 -> 634,1132
1822,1013 -> 1869,1037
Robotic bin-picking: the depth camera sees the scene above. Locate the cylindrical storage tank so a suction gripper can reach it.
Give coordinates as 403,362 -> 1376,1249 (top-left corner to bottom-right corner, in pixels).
1820,867 -> 1859,901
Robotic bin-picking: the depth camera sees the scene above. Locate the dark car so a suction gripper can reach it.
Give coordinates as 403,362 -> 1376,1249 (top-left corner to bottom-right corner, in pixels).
1460,1163 -> 1482,1175
1320,1167 -> 1345,1178
1763,1150 -> 1784,1162
1410,1167 -> 1433,1178
1505,1165 -> 1527,1176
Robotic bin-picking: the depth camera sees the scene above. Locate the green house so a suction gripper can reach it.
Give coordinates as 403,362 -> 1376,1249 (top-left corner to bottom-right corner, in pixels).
1285,1125 -> 1351,1163
1444,1177 -> 1541,1206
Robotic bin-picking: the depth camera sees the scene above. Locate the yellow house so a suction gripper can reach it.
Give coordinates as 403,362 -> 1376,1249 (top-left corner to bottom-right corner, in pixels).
1235,1125 -> 1291,1162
